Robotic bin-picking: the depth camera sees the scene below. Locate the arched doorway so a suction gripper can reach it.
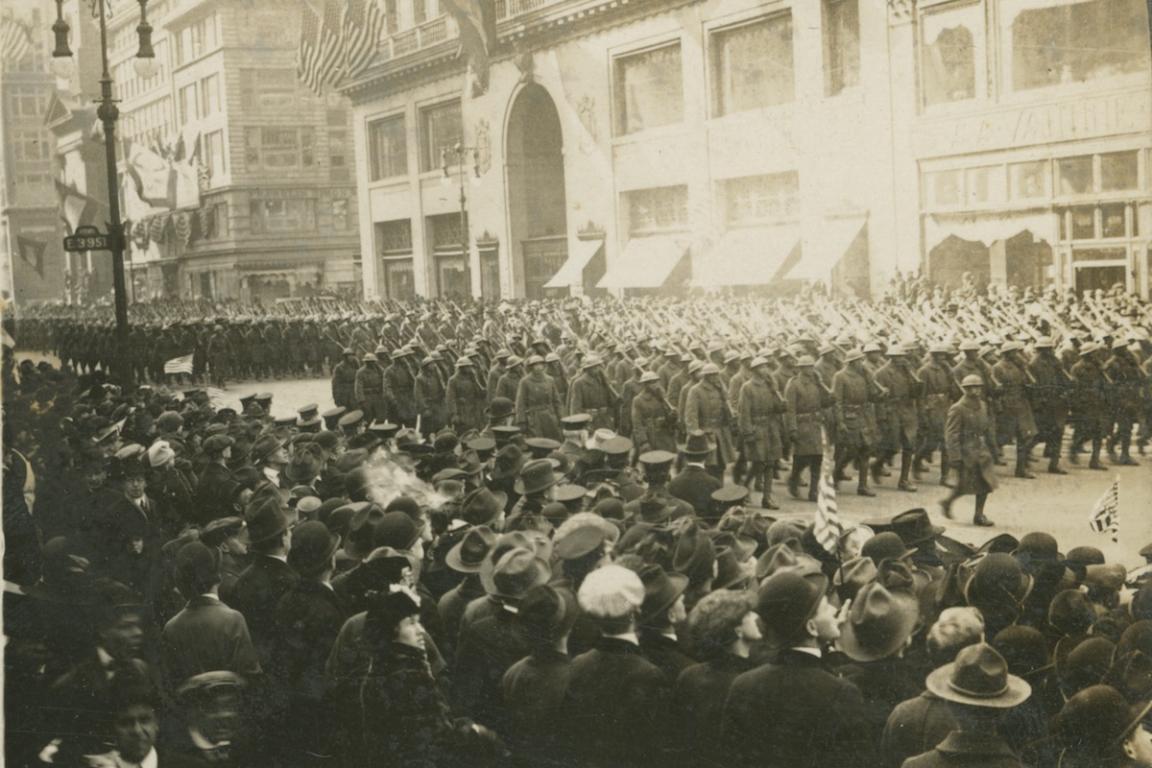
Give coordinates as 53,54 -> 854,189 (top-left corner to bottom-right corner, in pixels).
506,84 -> 568,298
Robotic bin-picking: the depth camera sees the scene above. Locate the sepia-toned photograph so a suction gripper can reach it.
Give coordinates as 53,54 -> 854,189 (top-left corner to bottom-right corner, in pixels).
2,0 -> 1152,765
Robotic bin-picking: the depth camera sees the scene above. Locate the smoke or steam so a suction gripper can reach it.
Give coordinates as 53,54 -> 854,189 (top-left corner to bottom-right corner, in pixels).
362,453 -> 450,510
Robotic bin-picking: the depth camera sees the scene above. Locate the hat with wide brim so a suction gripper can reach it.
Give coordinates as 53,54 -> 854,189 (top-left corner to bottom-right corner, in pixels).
838,582 -> 921,663
514,459 -> 557,496
480,547 -> 552,600
925,643 -> 1032,708
445,525 -> 498,573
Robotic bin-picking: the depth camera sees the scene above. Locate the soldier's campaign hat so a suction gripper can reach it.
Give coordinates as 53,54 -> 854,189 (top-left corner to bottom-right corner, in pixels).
930,343 -> 953,354
322,407 -> 347,431
362,352 -> 378,362
638,371 -> 661,384
526,355 -> 545,367
958,340 -> 980,352
886,345 -> 906,357
1112,338 -> 1130,350
843,348 -> 865,363
795,355 -> 815,367
749,357 -> 770,369
455,356 -> 474,368
1034,337 -> 1055,349
863,342 -> 882,353
701,363 -> 721,376
581,355 -> 603,369
961,374 -> 984,388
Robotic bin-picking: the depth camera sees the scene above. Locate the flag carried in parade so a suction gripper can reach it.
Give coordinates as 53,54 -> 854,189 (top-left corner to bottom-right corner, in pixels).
1088,477 -> 1120,543
812,470 -> 846,556
164,353 -> 195,375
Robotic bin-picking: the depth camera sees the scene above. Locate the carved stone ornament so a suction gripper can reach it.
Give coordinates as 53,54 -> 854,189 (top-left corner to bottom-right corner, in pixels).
577,95 -> 598,153
474,118 -> 492,175
514,48 -> 535,84
888,0 -> 915,21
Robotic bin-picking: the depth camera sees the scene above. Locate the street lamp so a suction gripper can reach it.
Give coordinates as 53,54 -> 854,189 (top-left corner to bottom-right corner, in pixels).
440,142 -> 482,297
50,0 -> 155,386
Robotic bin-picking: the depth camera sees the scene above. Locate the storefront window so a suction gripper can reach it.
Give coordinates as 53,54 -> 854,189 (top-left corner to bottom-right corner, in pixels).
1005,0 -> 1148,92
921,2 -> 982,106
383,259 -> 415,300
965,166 -> 1002,206
823,0 -> 859,96
1100,151 -> 1138,191
1010,161 -> 1048,199
626,186 -> 689,234
711,16 -> 793,116
928,170 -> 962,207
378,219 -> 412,253
724,173 -> 799,225
1057,156 -> 1093,195
616,43 -> 684,133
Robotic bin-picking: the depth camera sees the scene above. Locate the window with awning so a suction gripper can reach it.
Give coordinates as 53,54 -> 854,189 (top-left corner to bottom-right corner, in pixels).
544,238 -> 604,289
598,236 -> 688,289
693,225 -> 799,287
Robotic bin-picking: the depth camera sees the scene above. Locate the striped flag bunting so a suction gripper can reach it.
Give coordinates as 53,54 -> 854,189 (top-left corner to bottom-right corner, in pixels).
297,1 -> 323,94
1088,477 -> 1120,543
314,0 -> 346,91
813,469 -> 845,556
343,0 -> 385,79
163,353 -> 195,375
1,15 -> 33,65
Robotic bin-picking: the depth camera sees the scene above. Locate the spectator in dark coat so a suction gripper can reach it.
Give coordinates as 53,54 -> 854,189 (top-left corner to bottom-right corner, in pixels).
637,563 -> 695,683
162,541 -> 261,688
668,432 -> 722,516
674,590 -> 760,768
882,607 -> 984,768
561,565 -> 675,768
721,571 -> 872,768
438,525 -> 496,661
195,435 -> 240,523
901,643 -> 1031,768
501,585 -> 577,767
273,521 -> 347,764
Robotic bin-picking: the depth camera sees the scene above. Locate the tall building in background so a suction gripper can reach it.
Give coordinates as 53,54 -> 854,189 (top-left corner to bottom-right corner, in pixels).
42,0 -> 361,305
341,0 -> 1151,301
1,0 -> 66,304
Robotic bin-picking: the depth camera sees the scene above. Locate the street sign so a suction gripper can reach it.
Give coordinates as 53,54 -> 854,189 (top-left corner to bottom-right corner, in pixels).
63,225 -> 118,253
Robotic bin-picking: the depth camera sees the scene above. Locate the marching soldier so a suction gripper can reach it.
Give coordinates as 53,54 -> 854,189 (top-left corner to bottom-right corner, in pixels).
496,355 -> 525,404
783,356 -> 827,504
991,341 -> 1038,479
1104,338 -> 1144,466
684,363 -> 736,480
330,349 -> 360,410
942,375 -> 997,526
737,358 -> 785,508
569,356 -> 619,431
631,371 -> 678,455
515,356 -> 563,440
952,339 -> 1001,463
446,357 -> 487,434
833,349 -> 878,497
415,355 -> 449,436
354,351 -> 387,424
1069,342 -> 1110,469
915,343 -> 956,485
1027,337 -> 1070,474
872,345 -> 922,492
383,349 -> 417,428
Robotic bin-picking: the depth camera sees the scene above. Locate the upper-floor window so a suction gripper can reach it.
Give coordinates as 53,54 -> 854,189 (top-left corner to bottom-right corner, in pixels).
420,100 -> 462,172
369,114 -> 408,180
179,83 -> 198,123
711,15 -> 793,117
329,129 -> 350,182
203,130 -> 226,180
12,129 -> 49,161
724,172 -> 799,225
1004,0 -> 1148,92
175,13 -> 219,66
921,1 -> 982,106
249,198 -> 317,233
626,185 -> 689,235
8,86 -> 47,117
199,74 -> 220,116
244,127 -> 316,170
615,43 -> 683,134
823,0 -> 859,96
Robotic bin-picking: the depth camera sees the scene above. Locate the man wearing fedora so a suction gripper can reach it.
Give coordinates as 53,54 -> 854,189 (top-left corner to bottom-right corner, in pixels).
902,643 -> 1031,768
506,458 -> 558,533
1052,684 -> 1152,768
439,525 -> 498,659
722,571 -> 872,768
669,431 -> 723,516
453,546 -> 548,731
637,563 -> 694,683
942,375 -> 998,526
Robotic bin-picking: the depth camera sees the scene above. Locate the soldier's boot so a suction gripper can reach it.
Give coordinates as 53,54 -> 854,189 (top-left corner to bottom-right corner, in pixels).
1014,444 -> 1036,479
761,470 -> 780,510
897,452 -> 917,492
973,494 -> 993,527
1047,454 -> 1068,474
1089,440 -> 1106,470
870,458 -> 884,485
787,465 -> 803,500
939,449 -> 952,487
1119,438 -> 1139,466
912,449 -> 928,480
857,457 -> 876,497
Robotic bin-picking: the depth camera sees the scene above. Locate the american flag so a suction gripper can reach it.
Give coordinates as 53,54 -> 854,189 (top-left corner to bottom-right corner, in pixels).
1,15 -> 33,65
1088,477 -> 1120,543
314,0 -> 346,91
343,0 -> 385,79
163,353 -> 195,375
297,2 -> 322,93
813,470 -> 846,556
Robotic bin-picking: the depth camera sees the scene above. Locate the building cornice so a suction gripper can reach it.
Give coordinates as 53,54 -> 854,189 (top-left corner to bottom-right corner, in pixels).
340,0 -> 700,102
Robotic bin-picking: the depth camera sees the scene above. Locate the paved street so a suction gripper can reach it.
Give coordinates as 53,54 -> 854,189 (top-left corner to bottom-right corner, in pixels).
215,373 -> 1152,568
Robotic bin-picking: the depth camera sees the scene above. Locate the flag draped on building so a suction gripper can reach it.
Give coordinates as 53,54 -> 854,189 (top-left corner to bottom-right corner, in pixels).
15,235 -> 46,279
813,470 -> 845,556
315,0 -> 346,90
0,14 -> 33,65
343,0 -> 385,79
53,180 -> 104,235
297,1 -> 322,93
1088,477 -> 1120,543
439,0 -> 496,94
